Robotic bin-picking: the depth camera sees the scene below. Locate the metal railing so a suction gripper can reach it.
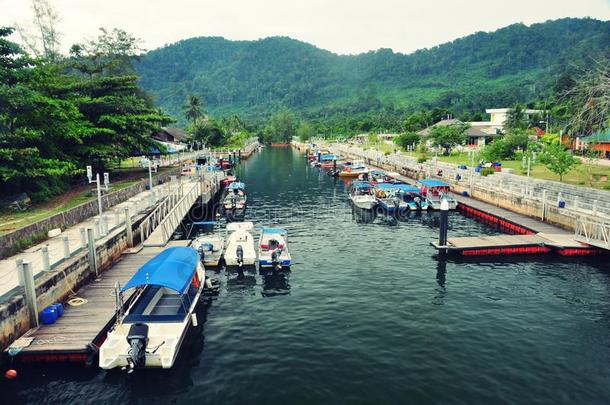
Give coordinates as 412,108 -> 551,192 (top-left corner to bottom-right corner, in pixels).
137,183 -> 183,244
575,217 -> 610,250
328,143 -> 610,221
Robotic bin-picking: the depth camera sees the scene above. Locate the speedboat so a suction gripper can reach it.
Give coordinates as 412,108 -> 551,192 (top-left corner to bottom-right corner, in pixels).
221,182 -> 247,220
99,247 -> 205,371
258,227 -> 292,269
224,222 -> 256,267
374,183 -> 411,214
398,185 -> 429,211
188,221 -> 224,267
338,161 -> 369,178
417,179 -> 458,210
348,181 -> 377,210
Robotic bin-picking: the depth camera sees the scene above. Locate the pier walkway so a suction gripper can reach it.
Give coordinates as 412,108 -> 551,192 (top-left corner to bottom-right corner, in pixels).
9,241 -> 189,363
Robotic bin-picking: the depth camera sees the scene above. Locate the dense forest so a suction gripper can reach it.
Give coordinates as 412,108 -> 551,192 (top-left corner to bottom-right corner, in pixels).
137,18 -> 610,131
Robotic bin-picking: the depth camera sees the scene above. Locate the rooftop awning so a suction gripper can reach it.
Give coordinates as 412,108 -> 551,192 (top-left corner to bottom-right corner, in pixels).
351,181 -> 372,189
418,179 -> 450,188
227,182 -> 245,190
121,247 -> 199,295
260,227 -> 288,235
376,183 -> 420,193
580,129 -> 610,143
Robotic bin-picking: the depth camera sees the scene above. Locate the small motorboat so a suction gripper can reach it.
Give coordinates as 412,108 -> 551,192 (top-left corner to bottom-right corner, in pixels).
399,185 -> 429,211
417,179 -> 458,210
99,247 -> 205,371
338,161 -> 369,178
221,182 -> 247,220
224,222 -> 257,267
258,227 -> 292,269
374,183 -> 411,214
188,221 -> 224,267
348,181 -> 377,210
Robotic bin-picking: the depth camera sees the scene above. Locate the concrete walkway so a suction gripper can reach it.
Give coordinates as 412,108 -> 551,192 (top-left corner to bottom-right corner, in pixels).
0,180 -> 178,298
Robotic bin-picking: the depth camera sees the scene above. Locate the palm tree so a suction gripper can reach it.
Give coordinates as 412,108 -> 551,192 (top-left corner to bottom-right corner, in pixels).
184,95 -> 204,124
505,104 -> 528,130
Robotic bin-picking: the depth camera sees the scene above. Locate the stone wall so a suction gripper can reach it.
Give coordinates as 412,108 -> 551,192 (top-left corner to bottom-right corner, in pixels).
0,169 -> 180,259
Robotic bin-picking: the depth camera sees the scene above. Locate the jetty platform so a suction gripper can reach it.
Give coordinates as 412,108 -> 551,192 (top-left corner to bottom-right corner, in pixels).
7,241 -> 188,364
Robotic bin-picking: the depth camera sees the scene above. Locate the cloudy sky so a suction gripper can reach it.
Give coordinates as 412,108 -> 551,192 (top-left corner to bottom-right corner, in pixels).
1,0 -> 609,55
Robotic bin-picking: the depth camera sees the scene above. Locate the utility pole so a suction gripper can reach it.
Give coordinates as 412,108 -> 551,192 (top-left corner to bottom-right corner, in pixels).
87,166 -> 109,216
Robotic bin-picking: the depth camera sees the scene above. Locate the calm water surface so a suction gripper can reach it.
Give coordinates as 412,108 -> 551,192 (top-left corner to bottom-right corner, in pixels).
4,147 -> 610,404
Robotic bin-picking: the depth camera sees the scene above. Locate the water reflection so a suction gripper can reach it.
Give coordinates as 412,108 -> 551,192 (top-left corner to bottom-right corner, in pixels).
260,269 -> 291,297
351,206 -> 377,224
226,268 -> 257,293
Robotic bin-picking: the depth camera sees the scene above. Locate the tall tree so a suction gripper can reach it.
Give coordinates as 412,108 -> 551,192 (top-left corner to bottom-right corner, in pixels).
16,0 -> 62,61
564,62 -> 610,136
428,124 -> 468,155
184,95 -> 204,124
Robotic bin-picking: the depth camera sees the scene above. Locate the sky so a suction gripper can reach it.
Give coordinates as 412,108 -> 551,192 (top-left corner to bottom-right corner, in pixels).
1,0 -> 609,55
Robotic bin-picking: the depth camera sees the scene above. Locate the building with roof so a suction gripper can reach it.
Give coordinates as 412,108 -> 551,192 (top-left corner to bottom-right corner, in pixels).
579,129 -> 610,158
417,118 -> 500,148
152,127 -> 189,143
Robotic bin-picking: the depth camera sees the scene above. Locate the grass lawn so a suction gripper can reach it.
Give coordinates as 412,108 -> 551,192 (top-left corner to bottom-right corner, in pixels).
0,167 -> 173,235
412,151 -> 610,190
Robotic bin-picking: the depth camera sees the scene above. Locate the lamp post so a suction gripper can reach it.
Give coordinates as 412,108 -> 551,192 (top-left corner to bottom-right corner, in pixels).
87,166 -> 109,216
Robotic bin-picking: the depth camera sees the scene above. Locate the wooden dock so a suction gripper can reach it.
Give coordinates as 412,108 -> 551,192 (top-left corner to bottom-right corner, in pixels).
7,241 -> 189,364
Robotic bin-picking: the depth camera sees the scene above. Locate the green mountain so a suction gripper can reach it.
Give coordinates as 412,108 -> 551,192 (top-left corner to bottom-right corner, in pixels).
136,18 -> 609,126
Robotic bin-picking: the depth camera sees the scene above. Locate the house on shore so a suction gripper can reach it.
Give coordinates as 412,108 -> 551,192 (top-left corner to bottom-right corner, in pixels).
417,118 -> 500,148
579,129 -> 610,158
150,127 -> 189,156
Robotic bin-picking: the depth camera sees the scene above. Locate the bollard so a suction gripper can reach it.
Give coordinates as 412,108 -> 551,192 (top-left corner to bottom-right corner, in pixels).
86,228 -> 98,277
19,261 -> 39,326
238,150 -> 241,162
333,159 -> 337,172
42,245 -> 50,271
124,207 -> 133,248
80,228 -> 87,248
439,199 -> 449,250
62,236 -> 70,259
317,152 -> 321,162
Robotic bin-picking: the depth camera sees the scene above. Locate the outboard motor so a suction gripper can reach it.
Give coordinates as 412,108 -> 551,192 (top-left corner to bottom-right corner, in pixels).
271,248 -> 283,270
414,196 -> 422,210
236,245 -> 244,268
126,323 -> 148,372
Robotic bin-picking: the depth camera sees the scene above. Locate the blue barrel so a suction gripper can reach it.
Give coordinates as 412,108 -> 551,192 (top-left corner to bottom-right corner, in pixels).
40,306 -> 58,325
475,166 -> 482,173
52,303 -> 64,317
558,200 -> 566,208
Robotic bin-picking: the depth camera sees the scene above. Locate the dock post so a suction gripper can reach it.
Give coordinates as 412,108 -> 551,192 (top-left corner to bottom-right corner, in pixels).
62,236 -> 70,259
305,148 -> 309,159
541,190 -> 547,221
101,215 -> 108,236
439,199 -> 449,251
86,228 -> 98,277
124,208 -> 133,248
317,152 -> 321,162
80,228 -> 87,248
42,245 -> 50,271
333,159 -> 337,172
239,149 -> 242,162
19,261 -> 39,327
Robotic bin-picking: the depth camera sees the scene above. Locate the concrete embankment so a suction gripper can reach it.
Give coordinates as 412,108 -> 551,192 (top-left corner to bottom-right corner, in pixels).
293,140 -> 610,232
1,142 -> 260,356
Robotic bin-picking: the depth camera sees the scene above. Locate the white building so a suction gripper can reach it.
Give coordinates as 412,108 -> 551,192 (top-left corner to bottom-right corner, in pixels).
469,108 -> 543,135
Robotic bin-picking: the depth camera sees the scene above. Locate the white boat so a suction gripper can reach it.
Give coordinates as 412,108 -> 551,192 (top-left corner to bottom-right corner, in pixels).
348,181 -> 377,210
187,221 -> 224,267
258,227 -> 292,268
99,247 -> 204,371
224,222 -> 257,267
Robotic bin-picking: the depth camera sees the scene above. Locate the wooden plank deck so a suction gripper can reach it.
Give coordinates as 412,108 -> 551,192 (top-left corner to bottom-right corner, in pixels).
10,241 -> 189,358
433,234 -> 548,250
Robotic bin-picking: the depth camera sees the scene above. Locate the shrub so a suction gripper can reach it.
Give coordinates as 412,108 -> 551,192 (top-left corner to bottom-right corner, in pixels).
417,155 -> 428,163
480,167 -> 495,176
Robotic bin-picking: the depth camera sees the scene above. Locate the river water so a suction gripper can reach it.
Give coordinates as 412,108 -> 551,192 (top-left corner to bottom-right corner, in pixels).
4,147 -> 610,404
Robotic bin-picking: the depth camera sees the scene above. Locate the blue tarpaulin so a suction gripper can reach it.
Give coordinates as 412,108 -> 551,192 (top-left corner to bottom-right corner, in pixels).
121,247 -> 199,294
376,183 -> 420,193
260,227 -> 288,235
418,179 -> 449,188
228,182 -> 245,190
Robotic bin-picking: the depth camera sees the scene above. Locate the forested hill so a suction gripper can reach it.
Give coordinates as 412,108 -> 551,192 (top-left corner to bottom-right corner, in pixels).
136,18 -> 609,125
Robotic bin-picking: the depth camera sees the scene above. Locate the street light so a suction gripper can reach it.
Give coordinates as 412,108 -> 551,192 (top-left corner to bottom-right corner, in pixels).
86,166 -> 109,216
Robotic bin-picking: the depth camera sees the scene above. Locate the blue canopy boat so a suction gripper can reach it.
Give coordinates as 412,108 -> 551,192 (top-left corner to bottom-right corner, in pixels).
99,247 -> 205,371
417,179 -> 458,210
222,182 -> 247,220
348,181 -> 377,210
374,183 -> 416,214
